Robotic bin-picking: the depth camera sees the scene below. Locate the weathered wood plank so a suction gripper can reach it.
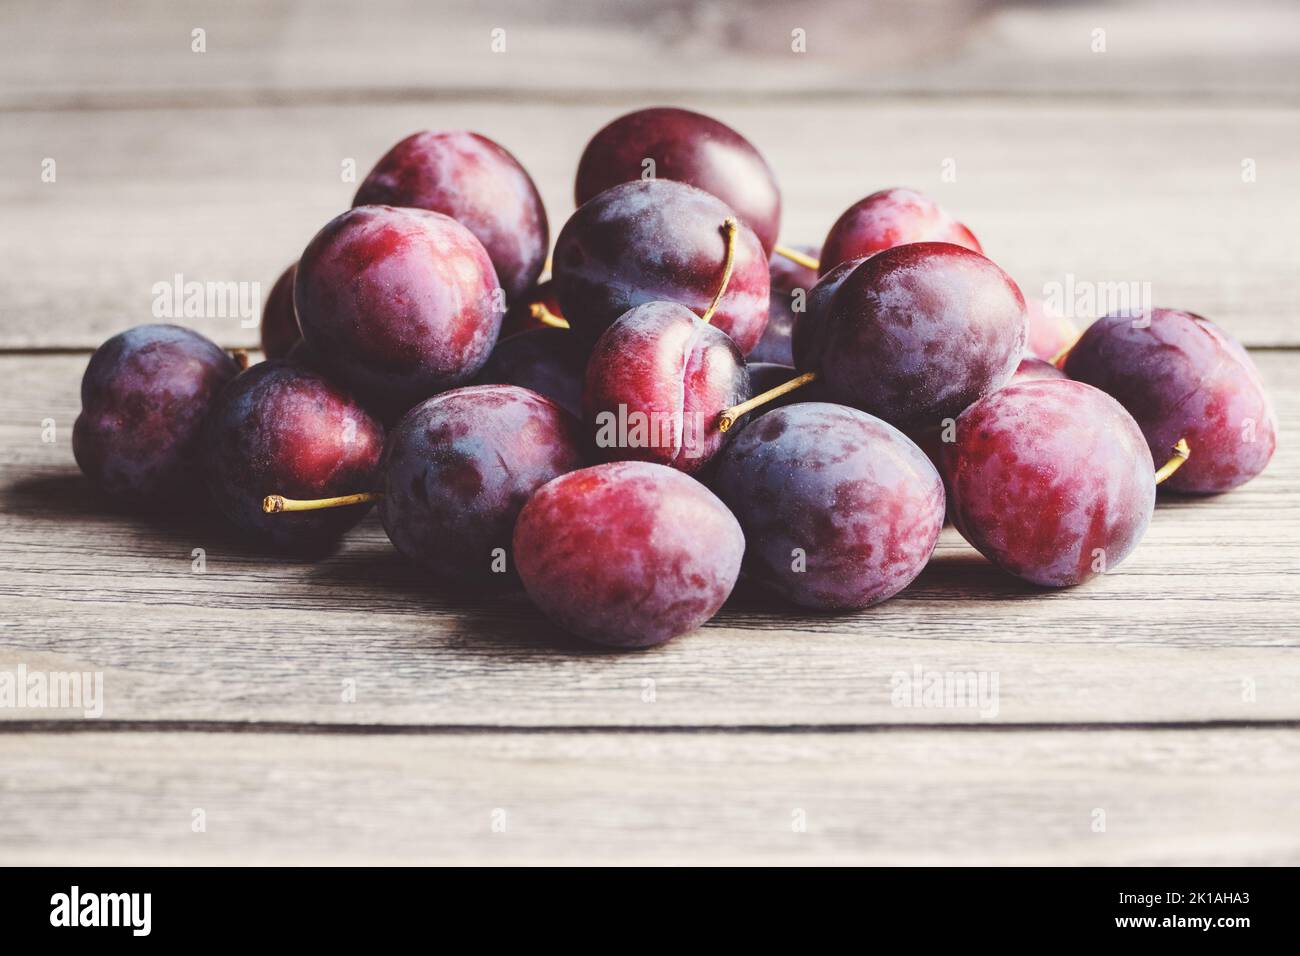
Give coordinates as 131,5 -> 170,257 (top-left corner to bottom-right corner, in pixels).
1,354 -> 1296,726
3,0 -> 1298,106
2,99 -> 1297,349
2,728 -> 1296,864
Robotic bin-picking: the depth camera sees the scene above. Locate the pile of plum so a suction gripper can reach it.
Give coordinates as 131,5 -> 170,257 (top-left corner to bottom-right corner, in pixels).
73,108 -> 1278,649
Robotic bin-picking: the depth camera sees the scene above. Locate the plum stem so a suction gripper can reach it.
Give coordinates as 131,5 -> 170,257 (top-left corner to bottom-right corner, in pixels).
263,492 -> 383,514
529,302 -> 570,330
773,244 -> 820,271
230,348 -> 250,371
1154,437 -> 1191,485
717,372 -> 818,432
700,217 -> 739,325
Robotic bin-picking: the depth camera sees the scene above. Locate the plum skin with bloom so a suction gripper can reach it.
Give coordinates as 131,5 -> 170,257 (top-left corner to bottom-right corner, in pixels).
259,263 -> 300,359
379,385 -> 585,590
513,461 -> 744,648
819,188 -> 981,275
294,205 -> 502,421
940,380 -> 1155,587
584,301 -> 749,474
73,324 -> 239,506
797,242 -> 1026,432
1063,309 -> 1276,494
574,107 -> 782,254
552,179 -> 770,355
714,402 -> 945,609
202,361 -> 385,551
354,130 -> 548,302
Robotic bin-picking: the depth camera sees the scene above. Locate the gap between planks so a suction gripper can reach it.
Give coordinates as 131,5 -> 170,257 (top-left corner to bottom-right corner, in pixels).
3,719 -> 1300,736
8,88 -> 1300,115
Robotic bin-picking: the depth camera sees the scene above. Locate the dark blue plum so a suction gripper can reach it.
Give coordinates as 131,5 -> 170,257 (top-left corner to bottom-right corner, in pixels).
552,179 -> 770,354
73,324 -> 239,507
1063,308 -> 1276,493
796,243 -> 1025,432
379,384 -> 585,590
714,402 -> 945,609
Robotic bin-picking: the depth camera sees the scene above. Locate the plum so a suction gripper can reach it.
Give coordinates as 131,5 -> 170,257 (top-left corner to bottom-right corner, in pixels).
379,385 -> 585,590
1024,298 -> 1078,362
513,461 -> 744,648
295,205 -> 502,421
584,300 -> 748,473
476,327 -> 587,418
820,187 -> 981,274
1011,356 -> 1067,383
552,179 -> 770,355
795,242 -> 1025,432
73,324 -> 240,507
751,244 -> 821,365
574,106 -> 782,254
204,362 -> 384,551
790,256 -> 865,371
715,402 -> 945,609
1063,309 -> 1276,493
353,130 -> 547,302
259,263 -> 300,359
940,380 -> 1156,586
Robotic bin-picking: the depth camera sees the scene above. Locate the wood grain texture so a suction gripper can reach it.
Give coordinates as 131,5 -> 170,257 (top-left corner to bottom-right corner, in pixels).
2,729 -> 1297,864
2,99 -> 1296,350
2,353 -> 1295,727
3,0 -> 1299,107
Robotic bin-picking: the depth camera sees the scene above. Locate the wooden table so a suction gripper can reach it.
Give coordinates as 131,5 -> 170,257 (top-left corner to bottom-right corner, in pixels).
2,0 -> 1298,865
